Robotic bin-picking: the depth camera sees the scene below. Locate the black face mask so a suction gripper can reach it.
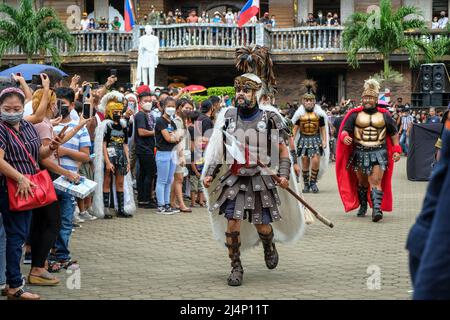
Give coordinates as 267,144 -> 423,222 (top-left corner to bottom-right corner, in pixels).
113,114 -> 121,122
60,105 -> 70,119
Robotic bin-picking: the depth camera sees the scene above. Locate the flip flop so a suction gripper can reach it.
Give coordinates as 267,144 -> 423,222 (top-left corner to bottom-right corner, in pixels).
180,208 -> 192,213
7,288 -> 40,300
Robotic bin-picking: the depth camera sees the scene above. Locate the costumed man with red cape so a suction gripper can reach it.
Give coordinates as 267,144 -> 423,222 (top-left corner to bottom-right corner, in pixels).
336,79 -> 401,222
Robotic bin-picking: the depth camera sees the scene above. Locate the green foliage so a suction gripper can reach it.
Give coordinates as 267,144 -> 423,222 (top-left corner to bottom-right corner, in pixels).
206,86 -> 235,98
0,0 -> 75,67
342,0 -> 430,79
191,95 -> 209,107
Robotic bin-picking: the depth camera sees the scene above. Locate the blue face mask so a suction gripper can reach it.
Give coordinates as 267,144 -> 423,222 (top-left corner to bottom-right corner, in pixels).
0,111 -> 24,125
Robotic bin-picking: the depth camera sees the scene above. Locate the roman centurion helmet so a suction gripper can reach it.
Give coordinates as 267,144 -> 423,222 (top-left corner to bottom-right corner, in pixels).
98,91 -> 125,120
234,73 -> 263,92
301,79 -> 317,100
362,79 -> 380,98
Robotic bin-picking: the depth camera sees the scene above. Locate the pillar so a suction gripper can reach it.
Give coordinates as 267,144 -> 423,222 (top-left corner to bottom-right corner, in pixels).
340,0 -> 354,24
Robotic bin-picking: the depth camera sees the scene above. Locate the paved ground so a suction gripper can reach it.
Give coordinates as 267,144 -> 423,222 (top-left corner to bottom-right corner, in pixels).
5,158 -> 428,300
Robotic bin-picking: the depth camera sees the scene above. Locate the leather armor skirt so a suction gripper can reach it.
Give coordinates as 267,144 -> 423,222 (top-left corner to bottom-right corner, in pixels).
347,144 -> 388,176
297,134 -> 323,158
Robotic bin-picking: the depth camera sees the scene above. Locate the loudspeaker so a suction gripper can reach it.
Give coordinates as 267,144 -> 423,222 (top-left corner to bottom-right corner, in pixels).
421,64 -> 433,92
433,64 -> 445,92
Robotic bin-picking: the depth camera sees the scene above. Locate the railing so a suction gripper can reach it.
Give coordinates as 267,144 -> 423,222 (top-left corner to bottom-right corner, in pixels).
136,23 -> 258,49
2,26 -> 450,59
270,26 -> 345,52
57,31 -> 134,54
406,29 -> 450,42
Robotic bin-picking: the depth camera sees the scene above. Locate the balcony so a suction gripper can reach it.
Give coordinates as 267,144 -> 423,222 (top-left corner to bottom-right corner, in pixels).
1,24 -> 449,66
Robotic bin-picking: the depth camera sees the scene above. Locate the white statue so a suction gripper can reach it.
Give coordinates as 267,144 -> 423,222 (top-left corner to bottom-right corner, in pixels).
137,25 -> 159,88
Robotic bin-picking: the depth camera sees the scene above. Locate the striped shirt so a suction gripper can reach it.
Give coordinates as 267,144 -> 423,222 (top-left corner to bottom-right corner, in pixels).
0,120 -> 41,182
53,120 -> 91,172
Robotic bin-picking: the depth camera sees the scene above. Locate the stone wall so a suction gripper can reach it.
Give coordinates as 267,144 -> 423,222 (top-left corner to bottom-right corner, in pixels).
273,62 -> 413,106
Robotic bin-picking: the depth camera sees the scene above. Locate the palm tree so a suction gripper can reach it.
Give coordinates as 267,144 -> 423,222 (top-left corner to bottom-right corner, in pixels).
0,0 -> 74,67
343,0 -> 431,79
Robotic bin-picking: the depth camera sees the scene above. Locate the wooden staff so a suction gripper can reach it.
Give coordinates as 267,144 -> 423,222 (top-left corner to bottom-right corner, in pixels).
257,160 -> 334,228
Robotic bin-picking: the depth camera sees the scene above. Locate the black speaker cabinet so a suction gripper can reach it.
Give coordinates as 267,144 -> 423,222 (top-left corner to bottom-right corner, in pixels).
433,63 -> 445,92
421,64 -> 433,92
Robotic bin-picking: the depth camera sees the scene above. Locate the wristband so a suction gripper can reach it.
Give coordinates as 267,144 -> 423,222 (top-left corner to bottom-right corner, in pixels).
278,158 -> 291,179
393,145 -> 402,154
340,131 -> 349,143
290,149 -> 298,163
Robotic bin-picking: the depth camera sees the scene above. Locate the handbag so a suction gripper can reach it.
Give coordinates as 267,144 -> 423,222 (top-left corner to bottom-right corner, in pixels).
2,123 -> 58,212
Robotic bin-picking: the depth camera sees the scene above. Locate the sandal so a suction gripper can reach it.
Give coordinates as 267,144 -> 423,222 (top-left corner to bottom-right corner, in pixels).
47,260 -> 62,273
7,287 -> 40,300
59,260 -> 79,270
180,208 -> 192,213
28,271 -> 60,286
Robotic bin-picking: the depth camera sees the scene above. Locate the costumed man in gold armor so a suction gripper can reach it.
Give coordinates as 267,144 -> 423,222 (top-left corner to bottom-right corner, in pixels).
336,79 -> 401,222
292,80 -> 329,193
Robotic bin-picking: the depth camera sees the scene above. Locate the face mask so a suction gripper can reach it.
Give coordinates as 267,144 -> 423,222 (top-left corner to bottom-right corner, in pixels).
165,107 -> 176,117
60,105 -> 70,119
215,15 -> 220,19
182,110 -> 191,118
113,113 -> 121,122
0,111 -> 24,125
142,102 -> 152,112
155,92 -> 161,97
120,118 -> 127,128
318,14 -> 323,18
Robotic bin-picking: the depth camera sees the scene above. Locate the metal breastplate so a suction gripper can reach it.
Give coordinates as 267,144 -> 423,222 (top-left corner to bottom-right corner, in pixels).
354,111 -> 386,147
225,109 -> 272,173
299,112 -> 320,136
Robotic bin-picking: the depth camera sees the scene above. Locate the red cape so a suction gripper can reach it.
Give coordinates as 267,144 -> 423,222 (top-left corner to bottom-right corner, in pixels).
336,107 -> 394,212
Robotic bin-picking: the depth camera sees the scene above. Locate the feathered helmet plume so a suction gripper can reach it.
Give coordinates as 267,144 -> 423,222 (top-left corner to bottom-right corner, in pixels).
235,45 -> 276,97
301,79 -> 318,100
362,79 -> 380,98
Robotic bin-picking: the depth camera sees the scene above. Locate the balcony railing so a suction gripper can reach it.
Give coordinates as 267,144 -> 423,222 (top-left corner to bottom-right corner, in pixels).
270,26 -> 345,52
2,25 -> 449,60
136,23 -> 258,49
58,31 -> 134,54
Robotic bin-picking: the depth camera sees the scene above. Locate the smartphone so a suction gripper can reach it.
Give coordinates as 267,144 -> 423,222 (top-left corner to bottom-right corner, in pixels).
110,69 -> 117,77
31,74 -> 42,86
83,83 -> 91,101
83,103 -> 92,119
56,100 -> 63,117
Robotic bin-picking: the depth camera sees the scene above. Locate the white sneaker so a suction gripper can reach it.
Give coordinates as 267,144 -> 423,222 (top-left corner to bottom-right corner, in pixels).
73,212 -> 85,224
156,207 -> 166,214
79,211 -> 97,221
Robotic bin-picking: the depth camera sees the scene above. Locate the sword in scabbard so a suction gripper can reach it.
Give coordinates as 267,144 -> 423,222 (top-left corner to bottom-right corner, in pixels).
256,160 -> 334,229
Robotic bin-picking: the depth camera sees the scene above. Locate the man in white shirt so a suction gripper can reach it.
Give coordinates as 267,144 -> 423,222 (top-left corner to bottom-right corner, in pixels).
438,11 -> 448,29
80,12 -> 89,31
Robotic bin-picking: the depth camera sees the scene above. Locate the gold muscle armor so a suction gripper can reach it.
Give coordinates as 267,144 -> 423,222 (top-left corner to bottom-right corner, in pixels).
299,112 -> 320,136
354,111 -> 386,147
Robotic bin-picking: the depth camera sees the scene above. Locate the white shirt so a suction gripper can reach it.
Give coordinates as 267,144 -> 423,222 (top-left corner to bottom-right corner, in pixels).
225,13 -> 234,25
432,21 -> 439,29
70,109 -> 80,122
438,16 -> 448,29
80,18 -> 90,31
24,100 -> 33,117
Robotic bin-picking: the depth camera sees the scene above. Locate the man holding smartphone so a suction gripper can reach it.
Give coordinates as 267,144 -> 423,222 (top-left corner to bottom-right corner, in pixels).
53,88 -> 93,266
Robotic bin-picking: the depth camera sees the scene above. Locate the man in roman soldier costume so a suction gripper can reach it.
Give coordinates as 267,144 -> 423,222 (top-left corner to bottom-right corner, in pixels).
202,46 -> 305,287
92,91 -> 136,219
336,79 -> 401,222
292,80 -> 329,193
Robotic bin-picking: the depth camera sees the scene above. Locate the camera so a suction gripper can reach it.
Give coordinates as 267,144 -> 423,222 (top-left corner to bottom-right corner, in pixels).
31,74 -> 42,86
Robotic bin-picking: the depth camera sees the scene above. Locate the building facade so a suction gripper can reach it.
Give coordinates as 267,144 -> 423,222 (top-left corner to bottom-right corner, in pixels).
1,0 -> 450,106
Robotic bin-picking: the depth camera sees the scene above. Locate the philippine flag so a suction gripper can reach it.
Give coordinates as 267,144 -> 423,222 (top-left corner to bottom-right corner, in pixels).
124,0 -> 136,32
238,0 -> 260,28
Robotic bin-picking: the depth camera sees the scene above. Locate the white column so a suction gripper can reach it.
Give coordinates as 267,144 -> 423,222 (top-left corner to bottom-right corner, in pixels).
94,0 -> 109,21
298,0 -> 313,25
340,0 -> 354,24
403,0 -> 432,25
